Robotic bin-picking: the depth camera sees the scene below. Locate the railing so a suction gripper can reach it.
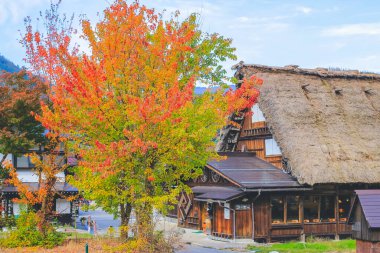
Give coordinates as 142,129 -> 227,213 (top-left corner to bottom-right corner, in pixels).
243,126 -> 271,138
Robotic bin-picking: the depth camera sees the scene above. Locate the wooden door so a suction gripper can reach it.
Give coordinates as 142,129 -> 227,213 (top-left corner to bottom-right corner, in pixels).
236,209 -> 253,238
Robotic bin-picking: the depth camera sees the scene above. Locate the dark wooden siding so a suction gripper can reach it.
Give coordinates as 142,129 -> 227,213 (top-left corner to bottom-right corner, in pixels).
237,115 -> 282,169
356,240 -> 380,253
236,209 -> 253,238
253,190 -> 355,242
352,204 -> 380,242
253,195 -> 270,240
178,196 -> 202,230
212,204 -> 233,238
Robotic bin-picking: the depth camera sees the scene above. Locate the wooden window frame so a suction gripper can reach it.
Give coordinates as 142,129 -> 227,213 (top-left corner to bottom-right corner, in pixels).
286,196 -> 301,224
271,195 -> 301,225
338,195 -> 352,223
320,195 -> 336,222
303,195 -> 337,224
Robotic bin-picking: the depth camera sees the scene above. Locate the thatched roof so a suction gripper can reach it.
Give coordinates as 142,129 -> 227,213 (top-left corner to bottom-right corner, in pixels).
234,63 -> 380,185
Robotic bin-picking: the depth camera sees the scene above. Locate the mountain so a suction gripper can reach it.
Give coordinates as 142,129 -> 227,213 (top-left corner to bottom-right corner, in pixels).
194,85 -> 235,95
0,55 -> 20,73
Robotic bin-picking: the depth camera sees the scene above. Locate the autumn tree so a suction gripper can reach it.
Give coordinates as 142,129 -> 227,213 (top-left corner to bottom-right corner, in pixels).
22,0 -> 261,247
5,136 -> 69,236
0,70 -> 47,178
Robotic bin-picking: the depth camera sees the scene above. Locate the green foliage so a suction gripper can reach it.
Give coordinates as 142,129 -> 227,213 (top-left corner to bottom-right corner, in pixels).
0,216 -> 16,228
247,239 -> 355,253
0,70 -> 47,178
0,211 -> 66,248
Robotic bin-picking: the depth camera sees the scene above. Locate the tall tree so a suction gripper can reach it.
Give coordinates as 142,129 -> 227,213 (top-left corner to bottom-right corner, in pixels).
0,70 -> 47,178
22,0 -> 261,247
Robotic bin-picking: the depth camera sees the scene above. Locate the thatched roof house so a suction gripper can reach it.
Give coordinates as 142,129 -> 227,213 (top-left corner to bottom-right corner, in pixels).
233,63 -> 380,185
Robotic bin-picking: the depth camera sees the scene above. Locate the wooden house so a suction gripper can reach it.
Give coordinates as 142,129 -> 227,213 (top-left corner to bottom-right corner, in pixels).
348,190 -> 380,253
176,64 -> 380,242
0,147 -> 79,223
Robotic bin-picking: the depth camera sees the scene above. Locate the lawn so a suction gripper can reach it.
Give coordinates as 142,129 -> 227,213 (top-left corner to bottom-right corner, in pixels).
247,239 -> 356,253
0,237 -> 123,253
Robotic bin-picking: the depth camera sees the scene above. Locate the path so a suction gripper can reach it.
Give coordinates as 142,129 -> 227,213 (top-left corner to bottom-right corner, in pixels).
77,208 -> 252,252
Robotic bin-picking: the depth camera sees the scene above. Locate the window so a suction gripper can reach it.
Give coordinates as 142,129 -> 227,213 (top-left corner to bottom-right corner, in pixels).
287,196 -> 300,223
271,196 -> 300,224
338,195 -> 351,222
235,204 -> 250,210
251,104 -> 265,123
304,196 -> 319,223
304,195 -> 336,223
265,138 -> 281,156
224,203 -> 230,220
16,156 -> 33,168
271,196 -> 284,224
320,196 -> 336,222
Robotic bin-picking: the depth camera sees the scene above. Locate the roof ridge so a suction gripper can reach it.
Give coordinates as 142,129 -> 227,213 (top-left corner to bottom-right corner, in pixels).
233,62 -> 380,80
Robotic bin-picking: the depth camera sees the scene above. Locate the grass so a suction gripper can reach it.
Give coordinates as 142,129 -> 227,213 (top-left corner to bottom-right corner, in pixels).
247,239 -> 356,253
0,238 -> 123,253
64,232 -> 95,239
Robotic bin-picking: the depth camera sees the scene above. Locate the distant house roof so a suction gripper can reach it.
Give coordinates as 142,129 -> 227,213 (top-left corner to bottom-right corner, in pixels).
2,182 -> 78,195
233,63 -> 380,185
349,190 -> 380,229
207,152 -> 303,189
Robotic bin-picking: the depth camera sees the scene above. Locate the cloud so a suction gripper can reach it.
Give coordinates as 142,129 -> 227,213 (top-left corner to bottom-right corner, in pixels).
233,15 -> 290,32
228,22 -> 289,32
0,0 -> 49,25
296,6 -> 312,14
236,15 -> 290,23
322,23 -> 380,36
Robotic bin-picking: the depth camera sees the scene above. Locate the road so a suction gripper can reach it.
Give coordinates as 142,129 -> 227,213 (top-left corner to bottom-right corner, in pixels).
76,208 -> 246,252
176,245 -> 236,253
75,208 -> 122,235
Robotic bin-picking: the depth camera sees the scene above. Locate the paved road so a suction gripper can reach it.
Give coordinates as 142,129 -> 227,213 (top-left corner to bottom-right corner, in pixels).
176,245 -> 236,253
75,208 -> 122,235
76,208 -> 248,252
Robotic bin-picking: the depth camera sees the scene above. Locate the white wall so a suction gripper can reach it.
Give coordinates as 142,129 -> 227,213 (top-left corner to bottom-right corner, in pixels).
55,172 -> 65,183
0,153 -> 13,165
56,199 -> 71,214
14,169 -> 65,183
16,169 -> 39,182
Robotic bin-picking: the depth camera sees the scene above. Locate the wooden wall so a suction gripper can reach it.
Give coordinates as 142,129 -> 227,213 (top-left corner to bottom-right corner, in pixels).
211,202 -> 253,239
252,190 -> 354,242
236,208 -> 253,238
352,204 -> 380,242
356,240 -> 380,253
212,204 -> 233,238
253,195 -> 270,240
236,114 -> 282,169
178,195 -> 202,230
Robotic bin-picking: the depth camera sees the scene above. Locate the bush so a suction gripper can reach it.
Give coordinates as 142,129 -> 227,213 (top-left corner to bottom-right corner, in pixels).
0,211 -> 66,248
0,215 -> 16,228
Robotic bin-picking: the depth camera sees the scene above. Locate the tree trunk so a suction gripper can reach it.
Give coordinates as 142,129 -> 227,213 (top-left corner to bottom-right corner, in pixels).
120,202 -> 132,241
0,153 -> 9,179
37,178 -> 56,236
0,153 -> 8,165
135,201 -> 154,243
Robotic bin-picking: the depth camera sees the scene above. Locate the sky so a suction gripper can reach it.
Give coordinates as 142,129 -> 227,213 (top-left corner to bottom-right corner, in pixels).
1,0 -> 380,75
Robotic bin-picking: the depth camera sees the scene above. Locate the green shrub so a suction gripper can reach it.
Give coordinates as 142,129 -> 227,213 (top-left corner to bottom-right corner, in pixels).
0,211 -> 66,248
0,215 -> 16,228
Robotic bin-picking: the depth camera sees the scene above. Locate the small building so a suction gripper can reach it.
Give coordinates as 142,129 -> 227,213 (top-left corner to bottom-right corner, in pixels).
348,190 -> 380,253
0,146 -> 79,223
174,64 -> 380,242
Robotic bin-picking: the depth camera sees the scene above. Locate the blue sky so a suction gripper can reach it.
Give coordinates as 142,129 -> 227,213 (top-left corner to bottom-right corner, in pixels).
1,0 -> 379,75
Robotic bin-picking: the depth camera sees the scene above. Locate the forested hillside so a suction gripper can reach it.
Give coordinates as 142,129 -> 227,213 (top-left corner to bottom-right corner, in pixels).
0,55 -> 20,72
